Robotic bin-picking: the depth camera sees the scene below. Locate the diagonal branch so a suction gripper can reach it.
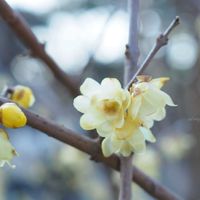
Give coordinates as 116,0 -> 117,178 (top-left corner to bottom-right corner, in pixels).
126,16 -> 180,89
0,97 -> 182,200
0,0 -> 79,97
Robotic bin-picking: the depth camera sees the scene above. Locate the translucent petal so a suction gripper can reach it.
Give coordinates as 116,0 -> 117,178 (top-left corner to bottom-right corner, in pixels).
129,95 -> 142,117
140,127 -> 156,142
129,130 -> 146,153
0,129 -> 18,167
150,77 -> 169,89
73,95 -> 90,113
101,78 -> 121,90
150,108 -> 166,121
122,90 -> 131,109
102,137 -> 114,157
138,96 -> 157,118
159,91 -> 177,106
80,78 -> 100,97
114,108 -> 125,128
143,117 -> 154,128
119,142 -> 133,156
80,113 -> 103,130
96,122 -> 113,137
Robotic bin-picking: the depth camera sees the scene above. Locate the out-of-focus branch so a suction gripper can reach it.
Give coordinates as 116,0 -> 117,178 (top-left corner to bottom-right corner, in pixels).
81,8 -> 117,75
0,97 -> 181,200
126,16 -> 180,89
0,0 -> 79,97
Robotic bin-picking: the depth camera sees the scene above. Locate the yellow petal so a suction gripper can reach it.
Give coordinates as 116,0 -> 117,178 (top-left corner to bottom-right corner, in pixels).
140,127 -> 156,142
150,77 -> 169,89
129,130 -> 146,153
0,129 -> 18,168
102,137 -> 114,157
80,113 -> 104,130
0,103 -> 27,128
119,142 -> 133,157
101,78 -> 121,90
80,78 -> 100,97
159,91 -> 177,106
73,95 -> 90,113
150,108 -> 166,121
96,122 -> 113,137
129,95 -> 142,117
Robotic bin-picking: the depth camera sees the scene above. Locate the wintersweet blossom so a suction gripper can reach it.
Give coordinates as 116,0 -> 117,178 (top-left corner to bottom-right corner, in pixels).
101,114 -> 156,157
0,129 -> 18,168
0,103 -> 27,128
10,85 -> 35,108
73,78 -> 130,131
74,76 -> 175,157
129,76 -> 176,128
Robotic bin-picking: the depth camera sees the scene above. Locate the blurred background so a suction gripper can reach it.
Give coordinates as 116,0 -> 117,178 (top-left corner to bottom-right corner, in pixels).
0,0 -> 199,199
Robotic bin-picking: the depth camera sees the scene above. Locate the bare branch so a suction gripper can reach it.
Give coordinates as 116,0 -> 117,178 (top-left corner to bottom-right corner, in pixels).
81,8 -> 117,75
0,0 -> 79,97
124,0 -> 140,84
126,16 -> 180,89
121,0 -> 140,199
0,97 -> 182,200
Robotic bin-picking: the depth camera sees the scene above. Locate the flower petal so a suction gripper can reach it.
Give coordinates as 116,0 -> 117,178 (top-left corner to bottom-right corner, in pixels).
96,122 -> 113,137
140,127 -> 156,142
150,77 -> 169,89
160,91 -> 177,106
80,78 -> 100,97
150,108 -> 166,121
101,78 -> 121,90
129,95 -> 142,117
80,113 -> 102,130
119,142 -> 133,157
129,130 -> 146,153
73,95 -> 90,113
102,137 -> 114,157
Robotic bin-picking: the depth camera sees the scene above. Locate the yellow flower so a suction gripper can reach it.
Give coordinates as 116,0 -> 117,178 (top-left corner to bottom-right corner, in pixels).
73,78 -> 130,131
0,103 -> 27,128
0,129 -> 18,168
129,76 -> 176,127
101,114 -> 156,157
10,85 -> 35,108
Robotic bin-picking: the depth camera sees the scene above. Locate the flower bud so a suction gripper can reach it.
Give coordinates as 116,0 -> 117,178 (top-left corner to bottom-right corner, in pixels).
10,85 -> 35,108
0,103 -> 27,128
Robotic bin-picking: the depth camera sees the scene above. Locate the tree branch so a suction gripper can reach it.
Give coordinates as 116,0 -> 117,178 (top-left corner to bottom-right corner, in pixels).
126,16 -> 180,89
124,0 -> 140,83
0,97 -> 182,200
0,0 -> 79,97
121,1 -> 140,199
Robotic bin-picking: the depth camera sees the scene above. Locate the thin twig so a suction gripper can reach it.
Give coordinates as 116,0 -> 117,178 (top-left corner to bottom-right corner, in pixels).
126,16 -> 180,89
0,97 -> 182,200
81,8 -> 117,75
124,0 -> 140,83
0,0 -> 79,97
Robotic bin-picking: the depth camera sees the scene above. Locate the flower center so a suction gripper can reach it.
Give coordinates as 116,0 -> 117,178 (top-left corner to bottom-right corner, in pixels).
102,100 -> 119,115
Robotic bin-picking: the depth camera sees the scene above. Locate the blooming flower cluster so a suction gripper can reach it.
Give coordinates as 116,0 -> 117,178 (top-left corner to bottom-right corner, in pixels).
73,77 -> 176,157
0,85 -> 35,167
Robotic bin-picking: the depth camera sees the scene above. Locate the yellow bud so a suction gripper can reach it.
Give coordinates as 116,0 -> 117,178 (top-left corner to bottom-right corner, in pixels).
0,103 -> 27,128
10,85 -> 35,108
